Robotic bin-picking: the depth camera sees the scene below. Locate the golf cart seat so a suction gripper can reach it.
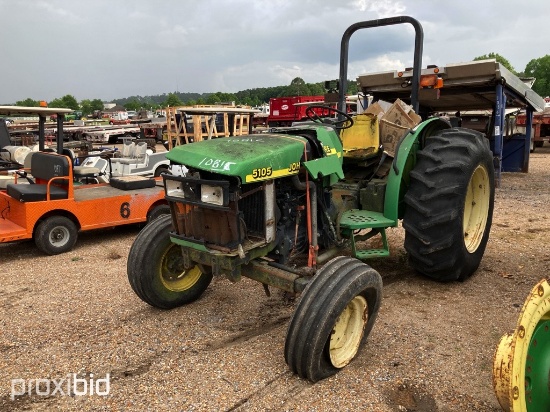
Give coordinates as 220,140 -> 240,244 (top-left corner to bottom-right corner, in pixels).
111,141 -> 148,164
7,152 -> 70,202
62,148 -> 101,181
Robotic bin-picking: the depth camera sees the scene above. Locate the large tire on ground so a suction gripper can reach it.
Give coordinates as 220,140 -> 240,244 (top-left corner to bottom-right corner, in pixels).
284,256 -> 382,382
493,279 -> 550,412
127,215 -> 213,309
403,128 -> 495,281
146,204 -> 170,223
35,216 -> 78,255
534,140 -> 544,148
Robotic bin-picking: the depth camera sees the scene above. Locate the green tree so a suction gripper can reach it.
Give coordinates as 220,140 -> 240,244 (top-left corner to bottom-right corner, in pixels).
205,92 -> 237,105
346,81 -> 358,95
309,83 -> 325,95
524,55 -> 550,98
80,99 -> 92,116
78,99 -> 103,116
163,92 -> 183,107
287,77 -> 309,96
474,53 -> 516,75
124,99 -> 142,111
15,98 -> 39,107
49,94 -> 79,110
88,99 -> 103,111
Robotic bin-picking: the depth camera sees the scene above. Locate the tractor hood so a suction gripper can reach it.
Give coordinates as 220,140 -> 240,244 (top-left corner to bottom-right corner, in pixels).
166,134 -> 308,183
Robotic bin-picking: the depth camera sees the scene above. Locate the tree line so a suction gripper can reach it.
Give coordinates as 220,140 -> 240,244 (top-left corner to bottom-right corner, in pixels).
114,77 -> 353,111
9,54 -> 550,116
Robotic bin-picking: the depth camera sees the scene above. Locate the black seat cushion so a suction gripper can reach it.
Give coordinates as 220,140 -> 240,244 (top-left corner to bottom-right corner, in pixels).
110,176 -> 156,190
7,183 -> 68,202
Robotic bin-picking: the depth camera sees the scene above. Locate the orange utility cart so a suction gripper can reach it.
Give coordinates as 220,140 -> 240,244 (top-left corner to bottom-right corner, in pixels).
0,152 -> 167,254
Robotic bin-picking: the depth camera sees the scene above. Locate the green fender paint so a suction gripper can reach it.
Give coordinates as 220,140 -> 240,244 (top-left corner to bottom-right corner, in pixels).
303,126 -> 345,182
383,118 -> 450,223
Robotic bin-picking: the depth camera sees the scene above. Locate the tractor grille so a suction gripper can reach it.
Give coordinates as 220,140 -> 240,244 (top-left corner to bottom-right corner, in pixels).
164,175 -> 269,251
239,184 -> 265,238
171,202 -> 241,249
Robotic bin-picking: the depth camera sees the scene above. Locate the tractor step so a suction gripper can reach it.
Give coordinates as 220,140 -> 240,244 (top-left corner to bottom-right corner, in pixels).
339,209 -> 396,229
354,248 -> 390,259
339,209 -> 396,260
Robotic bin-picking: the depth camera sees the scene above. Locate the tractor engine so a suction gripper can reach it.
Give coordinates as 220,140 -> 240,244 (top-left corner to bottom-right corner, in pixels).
273,178 -> 309,263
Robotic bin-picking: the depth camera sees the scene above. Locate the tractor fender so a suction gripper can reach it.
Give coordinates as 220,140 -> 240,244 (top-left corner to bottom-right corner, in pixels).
383,118 -> 451,222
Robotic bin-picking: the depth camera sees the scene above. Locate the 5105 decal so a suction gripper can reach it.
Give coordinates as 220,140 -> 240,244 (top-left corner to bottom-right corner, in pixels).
245,162 -> 301,183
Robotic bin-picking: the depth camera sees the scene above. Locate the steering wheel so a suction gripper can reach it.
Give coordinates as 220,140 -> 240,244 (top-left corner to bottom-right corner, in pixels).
305,105 -> 354,130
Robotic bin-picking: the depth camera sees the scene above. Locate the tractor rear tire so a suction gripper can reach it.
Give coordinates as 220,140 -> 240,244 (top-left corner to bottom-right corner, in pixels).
284,256 -> 382,382
403,128 -> 495,281
127,215 -> 213,309
35,216 -> 78,255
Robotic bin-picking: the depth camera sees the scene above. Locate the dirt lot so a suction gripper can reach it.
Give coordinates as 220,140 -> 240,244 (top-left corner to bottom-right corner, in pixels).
1,145 -> 550,412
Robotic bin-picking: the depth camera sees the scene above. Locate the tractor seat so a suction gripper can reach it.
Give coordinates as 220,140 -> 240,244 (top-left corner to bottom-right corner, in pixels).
339,113 -> 380,159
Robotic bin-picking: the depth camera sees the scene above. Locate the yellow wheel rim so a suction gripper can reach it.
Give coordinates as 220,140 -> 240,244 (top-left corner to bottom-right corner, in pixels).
329,295 -> 368,368
159,245 -> 202,292
463,164 -> 490,253
493,279 -> 550,411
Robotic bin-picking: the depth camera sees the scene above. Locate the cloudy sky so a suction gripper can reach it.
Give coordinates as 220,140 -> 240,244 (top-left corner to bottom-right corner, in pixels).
1,0 -> 548,104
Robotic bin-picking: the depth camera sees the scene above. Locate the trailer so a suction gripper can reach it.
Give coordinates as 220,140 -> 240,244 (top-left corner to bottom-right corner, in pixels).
350,59 -> 545,180
516,102 -> 550,149
82,125 -> 141,144
139,122 -> 166,142
267,95 -> 325,127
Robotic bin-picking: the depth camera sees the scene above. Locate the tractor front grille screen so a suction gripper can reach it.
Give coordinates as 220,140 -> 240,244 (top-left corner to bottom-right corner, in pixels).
164,175 -> 270,251
171,202 -> 241,249
238,184 -> 265,238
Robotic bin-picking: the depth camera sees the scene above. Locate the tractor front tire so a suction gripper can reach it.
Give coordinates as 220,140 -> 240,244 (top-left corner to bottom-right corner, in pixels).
146,204 -> 170,223
284,256 -> 382,382
403,128 -> 495,281
127,215 -> 213,309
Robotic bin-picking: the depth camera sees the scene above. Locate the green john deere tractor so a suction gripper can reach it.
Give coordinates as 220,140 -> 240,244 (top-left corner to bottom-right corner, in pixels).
127,16 -> 495,382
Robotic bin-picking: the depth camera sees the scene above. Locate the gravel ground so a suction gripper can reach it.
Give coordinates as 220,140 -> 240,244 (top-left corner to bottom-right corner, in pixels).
1,145 -> 550,411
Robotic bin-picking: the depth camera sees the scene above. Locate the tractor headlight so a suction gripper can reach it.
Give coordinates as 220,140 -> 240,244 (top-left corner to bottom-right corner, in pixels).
201,184 -> 224,206
165,179 -> 187,199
